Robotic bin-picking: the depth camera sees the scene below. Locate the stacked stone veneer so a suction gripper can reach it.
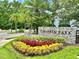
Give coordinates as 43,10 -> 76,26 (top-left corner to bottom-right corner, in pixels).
38,27 -> 76,44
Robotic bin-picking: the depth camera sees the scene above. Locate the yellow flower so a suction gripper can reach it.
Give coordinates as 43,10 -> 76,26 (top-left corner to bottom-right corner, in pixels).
13,41 -> 63,55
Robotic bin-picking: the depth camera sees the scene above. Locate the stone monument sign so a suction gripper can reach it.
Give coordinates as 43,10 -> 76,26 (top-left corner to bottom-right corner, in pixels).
38,27 -> 76,44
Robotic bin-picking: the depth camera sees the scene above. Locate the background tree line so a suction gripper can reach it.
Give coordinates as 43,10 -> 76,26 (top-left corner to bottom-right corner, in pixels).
0,0 -> 79,32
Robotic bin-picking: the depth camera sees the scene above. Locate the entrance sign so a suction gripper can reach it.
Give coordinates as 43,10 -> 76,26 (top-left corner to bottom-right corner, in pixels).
38,27 -> 76,44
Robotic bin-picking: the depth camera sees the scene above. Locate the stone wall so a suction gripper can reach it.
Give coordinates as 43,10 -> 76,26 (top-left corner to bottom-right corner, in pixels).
38,27 -> 76,44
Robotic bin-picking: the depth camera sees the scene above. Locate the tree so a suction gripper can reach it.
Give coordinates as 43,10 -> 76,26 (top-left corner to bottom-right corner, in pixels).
0,0 -> 79,31
23,0 -> 52,33
50,0 -> 79,26
0,0 -> 22,29
0,0 -> 11,29
10,13 -> 20,32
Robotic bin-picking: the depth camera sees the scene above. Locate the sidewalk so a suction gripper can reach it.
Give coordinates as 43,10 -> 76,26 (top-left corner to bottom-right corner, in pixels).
0,33 -> 24,47
0,33 -> 24,39
0,39 -> 14,47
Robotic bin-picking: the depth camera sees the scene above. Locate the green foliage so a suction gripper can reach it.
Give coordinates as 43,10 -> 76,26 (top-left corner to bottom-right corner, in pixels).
52,37 -> 66,43
18,29 -> 24,33
0,0 -> 79,30
15,35 -> 65,43
14,35 -> 27,41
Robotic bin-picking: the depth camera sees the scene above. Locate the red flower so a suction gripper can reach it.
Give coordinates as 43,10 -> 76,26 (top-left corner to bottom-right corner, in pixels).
21,39 -> 56,46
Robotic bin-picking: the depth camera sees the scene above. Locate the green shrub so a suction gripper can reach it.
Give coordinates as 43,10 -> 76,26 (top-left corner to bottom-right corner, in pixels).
18,29 -> 24,33
15,35 -> 65,43
15,36 -> 27,41
52,37 -> 66,43
30,36 -> 48,40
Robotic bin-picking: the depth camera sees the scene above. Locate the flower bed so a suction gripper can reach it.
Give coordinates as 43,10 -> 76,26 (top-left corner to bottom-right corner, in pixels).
12,36 -> 65,56
12,38 -> 63,56
13,41 -> 63,56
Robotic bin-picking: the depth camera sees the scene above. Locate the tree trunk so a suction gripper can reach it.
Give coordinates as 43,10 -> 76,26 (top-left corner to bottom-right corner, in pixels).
36,27 -> 38,34
11,22 -> 13,33
24,22 -> 26,30
11,26 -> 12,33
15,22 -> 17,33
23,22 -> 26,33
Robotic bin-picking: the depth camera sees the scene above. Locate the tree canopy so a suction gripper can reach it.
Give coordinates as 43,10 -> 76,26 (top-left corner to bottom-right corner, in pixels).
0,0 -> 79,30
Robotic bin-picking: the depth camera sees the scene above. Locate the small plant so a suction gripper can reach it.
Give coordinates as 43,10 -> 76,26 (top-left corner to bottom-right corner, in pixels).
15,36 -> 27,41
50,37 -> 66,43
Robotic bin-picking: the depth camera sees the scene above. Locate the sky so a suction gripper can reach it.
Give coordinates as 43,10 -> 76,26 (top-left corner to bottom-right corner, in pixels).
7,0 -> 25,3
1,0 -> 52,3
16,0 -> 25,3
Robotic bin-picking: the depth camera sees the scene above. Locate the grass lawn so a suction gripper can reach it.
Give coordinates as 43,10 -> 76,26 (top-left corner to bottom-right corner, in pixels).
0,42 -> 79,59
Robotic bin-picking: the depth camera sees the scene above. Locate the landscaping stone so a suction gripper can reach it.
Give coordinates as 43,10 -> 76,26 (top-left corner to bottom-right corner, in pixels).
38,27 -> 76,44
